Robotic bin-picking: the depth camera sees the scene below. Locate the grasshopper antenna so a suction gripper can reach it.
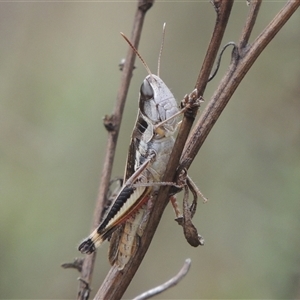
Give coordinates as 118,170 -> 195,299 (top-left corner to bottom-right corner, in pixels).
120,32 -> 153,78
157,22 -> 166,78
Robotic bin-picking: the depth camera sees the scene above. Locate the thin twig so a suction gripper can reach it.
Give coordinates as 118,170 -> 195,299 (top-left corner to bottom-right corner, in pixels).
238,0 -> 262,50
77,0 -> 154,299
132,259 -> 192,300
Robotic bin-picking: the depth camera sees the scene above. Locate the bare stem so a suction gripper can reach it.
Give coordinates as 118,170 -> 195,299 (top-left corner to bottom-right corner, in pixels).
238,0 -> 262,49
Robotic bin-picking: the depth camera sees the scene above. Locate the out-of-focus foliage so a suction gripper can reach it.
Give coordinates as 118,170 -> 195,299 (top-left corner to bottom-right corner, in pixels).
0,2 -> 299,299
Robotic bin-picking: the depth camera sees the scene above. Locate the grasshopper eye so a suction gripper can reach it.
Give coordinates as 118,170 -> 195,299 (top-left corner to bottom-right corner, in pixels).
140,79 -> 154,100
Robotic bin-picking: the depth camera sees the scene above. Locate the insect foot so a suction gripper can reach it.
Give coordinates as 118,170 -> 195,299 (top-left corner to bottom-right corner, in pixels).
181,89 -> 204,119
78,238 -> 96,255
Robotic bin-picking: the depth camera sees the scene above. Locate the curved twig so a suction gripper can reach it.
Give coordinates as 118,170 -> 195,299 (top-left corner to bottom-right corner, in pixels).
132,259 -> 192,300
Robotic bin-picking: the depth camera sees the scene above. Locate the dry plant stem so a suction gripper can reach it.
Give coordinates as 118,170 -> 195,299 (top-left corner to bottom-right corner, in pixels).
77,1 -> 154,299
132,259 -> 192,300
239,0 -> 262,49
181,0 -> 299,169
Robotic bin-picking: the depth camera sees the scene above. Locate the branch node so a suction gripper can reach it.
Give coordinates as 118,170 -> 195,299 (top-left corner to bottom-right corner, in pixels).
77,278 -> 92,300
211,0 -> 221,13
138,0 -> 154,12
61,257 -> 84,273
103,114 -> 117,132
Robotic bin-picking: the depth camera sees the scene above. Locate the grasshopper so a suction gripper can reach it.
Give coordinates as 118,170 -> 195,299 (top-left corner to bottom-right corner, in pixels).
78,28 -> 204,269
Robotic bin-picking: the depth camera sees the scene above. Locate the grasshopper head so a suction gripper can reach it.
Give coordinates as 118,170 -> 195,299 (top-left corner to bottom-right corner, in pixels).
139,74 -> 179,134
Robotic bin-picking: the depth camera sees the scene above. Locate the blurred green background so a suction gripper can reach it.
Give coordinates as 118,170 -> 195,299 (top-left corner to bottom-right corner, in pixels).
0,2 -> 299,299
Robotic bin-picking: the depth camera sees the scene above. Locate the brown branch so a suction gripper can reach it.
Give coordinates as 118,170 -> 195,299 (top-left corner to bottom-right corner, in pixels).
132,259 -> 192,300
77,0 -> 154,299
238,0 -> 262,49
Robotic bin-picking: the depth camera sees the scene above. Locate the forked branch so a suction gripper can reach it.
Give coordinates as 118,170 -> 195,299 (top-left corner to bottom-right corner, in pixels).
181,0 -> 299,169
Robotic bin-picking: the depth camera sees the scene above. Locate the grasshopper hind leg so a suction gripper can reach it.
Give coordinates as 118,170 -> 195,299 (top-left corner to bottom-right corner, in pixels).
108,225 -> 123,266
108,205 -> 146,270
